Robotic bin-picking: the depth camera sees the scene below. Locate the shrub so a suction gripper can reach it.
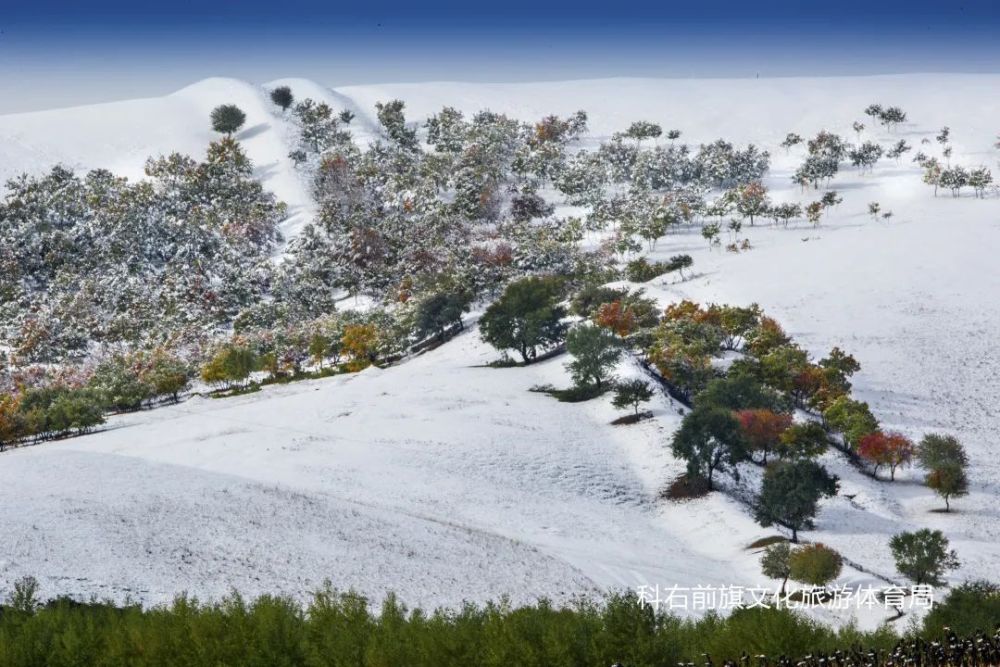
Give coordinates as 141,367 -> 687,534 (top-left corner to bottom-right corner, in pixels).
0,587 -> 902,666
788,543 -> 842,588
664,473 -> 711,500
626,257 -> 669,282
210,104 -> 247,135
922,581 -> 1000,636
270,85 -> 294,111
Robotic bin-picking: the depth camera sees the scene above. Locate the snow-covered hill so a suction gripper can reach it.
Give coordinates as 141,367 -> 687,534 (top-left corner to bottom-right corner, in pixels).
2,74 -> 999,626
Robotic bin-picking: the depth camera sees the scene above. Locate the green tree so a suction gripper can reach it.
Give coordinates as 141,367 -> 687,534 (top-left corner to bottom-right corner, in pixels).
211,104 -> 247,136
201,344 -> 257,390
565,324 -> 622,389
143,351 -> 190,403
611,379 -> 655,416
270,86 -> 294,112
822,396 -> 878,449
309,333 -> 333,368
889,529 -> 959,585
788,543 -> 842,588
917,434 -> 969,511
695,374 -> 788,413
917,433 -> 968,470
775,422 -> 829,460
480,277 -> 567,364
760,542 -> 792,596
925,465 -> 968,512
670,406 -> 749,490
755,459 -> 838,542
413,291 -> 471,341
922,581 -> 1000,636
665,254 -> 693,280
89,356 -> 153,411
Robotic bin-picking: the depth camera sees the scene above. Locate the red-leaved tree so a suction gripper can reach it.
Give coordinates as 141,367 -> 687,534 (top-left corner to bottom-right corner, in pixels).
736,409 -> 793,465
858,431 -> 914,480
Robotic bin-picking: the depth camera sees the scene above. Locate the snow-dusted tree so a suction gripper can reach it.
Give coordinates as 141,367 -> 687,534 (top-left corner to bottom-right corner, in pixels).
852,121 -> 865,141
666,254 -> 693,280
867,201 -> 881,220
270,86 -> 294,112
863,104 -> 884,122
936,126 -> 951,146
695,140 -> 770,189
338,109 -> 355,125
622,121 -> 662,148
820,190 -> 842,212
940,166 -> 969,197
375,99 -> 418,150
780,133 -> 803,152
805,201 -> 823,226
292,99 -> 350,153
879,106 -> 907,132
666,129 -> 682,142
735,181 -> 770,225
770,202 -> 802,227
922,158 -> 943,196
968,166 -> 993,198
701,222 -> 721,248
794,154 -> 838,189
425,106 -> 468,154
848,141 -> 884,173
886,139 -> 911,163
210,104 -> 246,135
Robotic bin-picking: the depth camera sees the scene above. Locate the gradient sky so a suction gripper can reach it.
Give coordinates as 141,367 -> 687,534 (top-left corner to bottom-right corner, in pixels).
2,0 -> 999,113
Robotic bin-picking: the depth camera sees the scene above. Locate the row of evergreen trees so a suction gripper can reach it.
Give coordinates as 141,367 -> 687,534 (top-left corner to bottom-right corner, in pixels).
0,577 -> 996,666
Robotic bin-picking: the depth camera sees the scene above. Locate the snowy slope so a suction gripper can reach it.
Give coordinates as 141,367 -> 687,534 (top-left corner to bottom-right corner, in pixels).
0,78 -> 316,239
2,74 -> 1000,625
0,330 -> 769,612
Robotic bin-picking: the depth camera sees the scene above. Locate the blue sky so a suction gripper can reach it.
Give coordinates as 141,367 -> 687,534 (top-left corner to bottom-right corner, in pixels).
2,0 -> 998,112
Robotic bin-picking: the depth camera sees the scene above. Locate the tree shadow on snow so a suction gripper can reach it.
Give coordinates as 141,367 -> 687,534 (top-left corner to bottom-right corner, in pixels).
238,122 -> 270,141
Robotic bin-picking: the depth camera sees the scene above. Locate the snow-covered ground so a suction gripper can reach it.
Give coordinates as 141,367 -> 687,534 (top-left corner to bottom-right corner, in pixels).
1,74 -> 999,626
